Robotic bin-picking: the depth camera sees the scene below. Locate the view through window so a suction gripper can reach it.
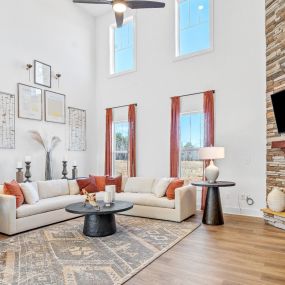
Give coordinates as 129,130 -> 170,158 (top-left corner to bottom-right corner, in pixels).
180,112 -> 204,179
113,121 -> 129,176
111,17 -> 135,74
176,0 -> 212,56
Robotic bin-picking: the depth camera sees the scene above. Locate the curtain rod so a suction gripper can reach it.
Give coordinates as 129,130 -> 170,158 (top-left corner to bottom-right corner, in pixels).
171,90 -> 215,99
106,103 -> 137,110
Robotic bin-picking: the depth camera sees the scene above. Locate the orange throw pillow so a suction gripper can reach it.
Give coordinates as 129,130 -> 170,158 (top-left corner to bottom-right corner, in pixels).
3,180 -> 24,208
166,179 -> 184,200
106,175 -> 122,193
77,177 -> 97,194
92,176 -> 107,192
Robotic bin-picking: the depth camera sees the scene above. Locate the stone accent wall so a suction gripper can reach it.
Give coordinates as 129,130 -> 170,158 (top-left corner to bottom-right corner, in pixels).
266,0 -> 285,194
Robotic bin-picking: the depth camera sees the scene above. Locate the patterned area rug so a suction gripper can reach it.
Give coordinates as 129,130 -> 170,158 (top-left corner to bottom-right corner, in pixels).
0,216 -> 199,285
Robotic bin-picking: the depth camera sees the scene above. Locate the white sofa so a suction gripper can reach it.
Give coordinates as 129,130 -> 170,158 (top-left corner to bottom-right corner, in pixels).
97,177 -> 196,223
0,177 -> 196,236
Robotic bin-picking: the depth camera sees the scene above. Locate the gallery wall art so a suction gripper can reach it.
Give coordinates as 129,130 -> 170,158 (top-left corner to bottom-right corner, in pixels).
68,107 -> 86,151
45,91 -> 66,124
0,91 -> 15,149
18,84 -> 42,121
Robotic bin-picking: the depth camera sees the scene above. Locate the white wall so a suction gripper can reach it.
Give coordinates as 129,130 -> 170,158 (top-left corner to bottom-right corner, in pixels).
0,0 -> 96,182
91,0 -> 267,216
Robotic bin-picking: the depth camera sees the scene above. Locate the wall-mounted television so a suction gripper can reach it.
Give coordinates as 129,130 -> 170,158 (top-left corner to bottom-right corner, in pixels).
271,90 -> 285,133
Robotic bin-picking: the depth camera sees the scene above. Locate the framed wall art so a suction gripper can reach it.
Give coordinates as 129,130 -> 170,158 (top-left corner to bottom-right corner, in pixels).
68,107 -> 87,151
18,83 -> 42,121
44,91 -> 66,124
34,60 -> 51,88
0,91 -> 15,149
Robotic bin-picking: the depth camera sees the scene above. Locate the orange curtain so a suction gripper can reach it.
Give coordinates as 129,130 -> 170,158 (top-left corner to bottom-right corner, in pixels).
201,90 -> 215,210
105,108 -> 113,176
128,104 -> 136,177
170,97 -> 180,177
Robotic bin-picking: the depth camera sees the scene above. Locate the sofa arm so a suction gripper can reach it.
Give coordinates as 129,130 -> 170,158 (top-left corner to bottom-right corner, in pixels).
0,194 -> 17,235
175,185 -> 196,221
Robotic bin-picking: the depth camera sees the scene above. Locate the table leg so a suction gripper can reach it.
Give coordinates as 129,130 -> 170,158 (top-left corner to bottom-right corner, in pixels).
83,213 -> 116,237
202,186 -> 224,225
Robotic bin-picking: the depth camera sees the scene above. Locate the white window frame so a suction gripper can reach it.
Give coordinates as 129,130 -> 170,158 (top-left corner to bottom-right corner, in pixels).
112,120 -> 130,176
109,16 -> 137,77
179,111 -> 204,177
175,0 -> 214,61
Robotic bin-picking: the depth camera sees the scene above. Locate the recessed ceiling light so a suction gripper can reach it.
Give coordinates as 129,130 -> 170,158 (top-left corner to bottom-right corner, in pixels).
198,5 -> 204,10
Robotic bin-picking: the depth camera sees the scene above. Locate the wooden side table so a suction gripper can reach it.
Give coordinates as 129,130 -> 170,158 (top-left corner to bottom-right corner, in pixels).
192,181 -> 236,225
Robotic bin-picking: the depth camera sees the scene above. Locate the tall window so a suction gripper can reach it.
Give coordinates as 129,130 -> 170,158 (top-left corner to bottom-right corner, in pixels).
110,17 -> 135,75
176,0 -> 213,57
113,121 -> 129,176
180,112 -> 204,179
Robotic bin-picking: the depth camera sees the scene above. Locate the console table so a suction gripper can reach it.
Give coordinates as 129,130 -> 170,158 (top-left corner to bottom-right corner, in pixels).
192,181 -> 236,225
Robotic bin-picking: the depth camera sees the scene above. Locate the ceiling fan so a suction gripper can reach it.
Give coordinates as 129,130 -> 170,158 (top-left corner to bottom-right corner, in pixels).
73,0 -> 165,27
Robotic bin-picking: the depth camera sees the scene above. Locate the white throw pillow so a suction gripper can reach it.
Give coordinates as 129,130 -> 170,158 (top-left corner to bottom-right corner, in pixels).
152,178 -> 172,198
68,180 -> 80,195
21,182 -> 39,204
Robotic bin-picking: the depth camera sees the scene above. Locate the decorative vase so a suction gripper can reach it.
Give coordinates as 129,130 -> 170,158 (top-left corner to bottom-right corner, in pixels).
45,151 -> 52,180
267,187 -> 285,212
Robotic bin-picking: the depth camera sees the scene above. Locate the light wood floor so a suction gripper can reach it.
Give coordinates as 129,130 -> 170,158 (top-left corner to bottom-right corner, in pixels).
0,212 -> 284,285
126,212 -> 285,285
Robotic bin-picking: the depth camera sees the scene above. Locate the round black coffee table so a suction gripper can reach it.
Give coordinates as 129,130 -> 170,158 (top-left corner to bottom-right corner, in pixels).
65,201 -> 133,237
192,181 -> 236,225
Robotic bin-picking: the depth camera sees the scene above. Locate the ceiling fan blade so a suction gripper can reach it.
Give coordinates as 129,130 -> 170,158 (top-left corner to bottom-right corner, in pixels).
115,12 -> 124,28
126,1 -> 165,9
73,0 -> 112,4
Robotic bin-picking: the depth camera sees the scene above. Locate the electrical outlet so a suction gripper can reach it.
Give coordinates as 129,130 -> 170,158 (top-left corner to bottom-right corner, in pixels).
240,193 -> 246,201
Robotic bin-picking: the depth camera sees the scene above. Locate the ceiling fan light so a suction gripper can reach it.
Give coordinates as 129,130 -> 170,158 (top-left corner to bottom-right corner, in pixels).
113,2 -> 127,13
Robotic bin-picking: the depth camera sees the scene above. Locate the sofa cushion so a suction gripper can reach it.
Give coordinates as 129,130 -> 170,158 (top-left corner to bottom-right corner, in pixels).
4,180 -> 24,208
37,179 -> 69,200
16,195 -> 85,218
77,177 -> 98,194
68,180 -> 80,195
166,179 -> 184,200
96,192 -> 175,209
152,178 -> 172,198
124,177 -> 154,193
106,175 -> 122,193
20,182 -> 39,204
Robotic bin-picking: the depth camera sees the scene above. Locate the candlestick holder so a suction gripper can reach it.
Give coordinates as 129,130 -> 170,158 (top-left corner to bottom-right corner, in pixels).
72,166 -> 78,180
62,161 -> 68,179
16,168 -> 24,183
24,162 -> 32,182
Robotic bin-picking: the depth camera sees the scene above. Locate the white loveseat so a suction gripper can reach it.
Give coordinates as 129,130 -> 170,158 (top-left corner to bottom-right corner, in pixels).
0,177 -> 196,236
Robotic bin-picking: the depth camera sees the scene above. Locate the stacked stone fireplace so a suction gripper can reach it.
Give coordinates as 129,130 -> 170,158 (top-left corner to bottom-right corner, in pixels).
266,0 -> 285,195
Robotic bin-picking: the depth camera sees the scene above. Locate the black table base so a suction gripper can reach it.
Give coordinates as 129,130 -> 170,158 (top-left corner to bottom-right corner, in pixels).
203,186 -> 224,225
83,213 -> 116,237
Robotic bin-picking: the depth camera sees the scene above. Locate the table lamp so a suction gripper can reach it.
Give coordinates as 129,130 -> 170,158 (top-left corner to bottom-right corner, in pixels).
198,147 -> 225,183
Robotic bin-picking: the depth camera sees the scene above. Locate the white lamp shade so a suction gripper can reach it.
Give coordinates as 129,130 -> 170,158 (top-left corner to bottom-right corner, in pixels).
199,147 -> 225,160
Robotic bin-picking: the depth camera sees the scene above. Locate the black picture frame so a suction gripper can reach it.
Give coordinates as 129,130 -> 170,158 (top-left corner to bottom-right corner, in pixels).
44,90 -> 66,124
34,60 -> 51,88
18,83 -> 42,121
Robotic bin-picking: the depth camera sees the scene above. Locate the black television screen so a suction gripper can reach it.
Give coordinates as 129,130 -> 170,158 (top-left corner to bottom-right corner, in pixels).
271,90 -> 285,133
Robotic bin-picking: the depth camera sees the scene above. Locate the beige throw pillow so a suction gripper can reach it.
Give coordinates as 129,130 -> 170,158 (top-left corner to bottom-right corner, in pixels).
20,182 -> 39,204
68,180 -> 80,195
152,178 -> 172,198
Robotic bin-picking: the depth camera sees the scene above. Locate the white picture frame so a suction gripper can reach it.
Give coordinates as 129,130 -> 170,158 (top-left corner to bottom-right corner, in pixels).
45,91 -> 66,124
18,84 -> 42,121
34,60 -> 51,88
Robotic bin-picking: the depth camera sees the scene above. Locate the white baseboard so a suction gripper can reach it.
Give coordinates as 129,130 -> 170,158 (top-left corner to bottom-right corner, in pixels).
196,205 -> 262,218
